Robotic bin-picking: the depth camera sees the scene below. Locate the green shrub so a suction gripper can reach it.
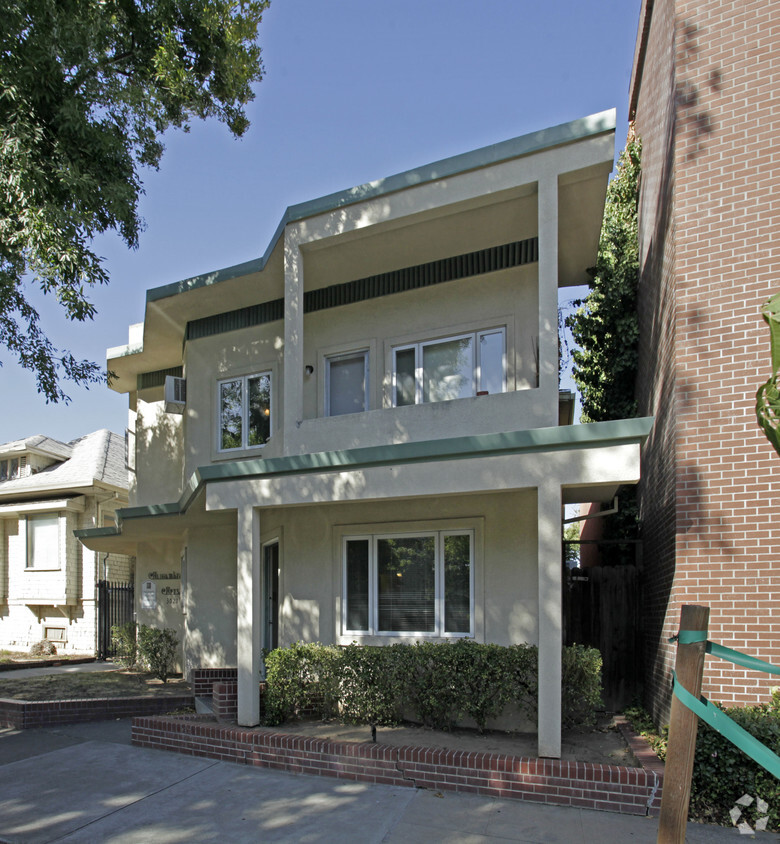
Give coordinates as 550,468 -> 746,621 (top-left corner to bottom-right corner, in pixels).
263,642 -> 340,725
137,625 -> 178,683
624,689 -> 780,833
688,692 -> 779,832
110,622 -> 138,669
452,640 -> 514,733
561,644 -> 603,729
338,643 -> 404,725
263,641 -> 602,733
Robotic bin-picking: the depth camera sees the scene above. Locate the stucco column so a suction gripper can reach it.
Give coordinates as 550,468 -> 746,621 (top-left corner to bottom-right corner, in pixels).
537,479 -> 562,758
283,227 -> 304,455
236,504 -> 262,726
537,176 -> 559,424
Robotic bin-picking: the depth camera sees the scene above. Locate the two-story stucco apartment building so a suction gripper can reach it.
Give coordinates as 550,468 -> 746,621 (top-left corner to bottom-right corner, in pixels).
0,430 -> 131,653
78,111 -> 651,757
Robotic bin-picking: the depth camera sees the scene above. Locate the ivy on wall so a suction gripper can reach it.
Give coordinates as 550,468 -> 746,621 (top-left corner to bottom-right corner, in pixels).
566,134 -> 641,425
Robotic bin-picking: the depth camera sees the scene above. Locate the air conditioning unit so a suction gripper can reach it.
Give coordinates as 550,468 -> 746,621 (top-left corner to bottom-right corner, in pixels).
164,376 -> 187,414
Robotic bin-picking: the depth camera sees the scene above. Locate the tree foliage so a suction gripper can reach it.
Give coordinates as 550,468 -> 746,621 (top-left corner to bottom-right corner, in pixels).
0,0 -> 268,402
566,134 -> 641,424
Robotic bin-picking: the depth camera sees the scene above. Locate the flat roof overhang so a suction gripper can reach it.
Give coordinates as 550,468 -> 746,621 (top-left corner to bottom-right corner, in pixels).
76,417 -> 652,553
107,110 -> 616,393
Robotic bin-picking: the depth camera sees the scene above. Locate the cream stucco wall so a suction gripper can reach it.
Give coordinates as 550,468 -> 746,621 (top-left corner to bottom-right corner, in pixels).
181,522 -> 237,676
171,490 -> 538,674
133,394 -> 185,505
179,263 -> 544,475
135,539 -> 185,668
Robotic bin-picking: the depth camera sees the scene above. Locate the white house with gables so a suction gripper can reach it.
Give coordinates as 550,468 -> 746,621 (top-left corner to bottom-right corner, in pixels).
77,111 -> 651,757
0,430 -> 131,653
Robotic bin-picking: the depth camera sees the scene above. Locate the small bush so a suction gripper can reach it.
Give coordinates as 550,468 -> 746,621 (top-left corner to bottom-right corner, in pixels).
137,625 -> 178,683
338,643 -> 404,725
110,622 -> 138,669
561,644 -> 603,729
29,639 -> 56,657
263,642 -> 340,725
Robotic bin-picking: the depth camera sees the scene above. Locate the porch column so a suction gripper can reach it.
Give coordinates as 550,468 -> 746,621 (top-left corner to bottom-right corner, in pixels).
537,479 -> 563,758
236,503 -> 262,726
537,175 -> 559,425
283,226 -> 304,455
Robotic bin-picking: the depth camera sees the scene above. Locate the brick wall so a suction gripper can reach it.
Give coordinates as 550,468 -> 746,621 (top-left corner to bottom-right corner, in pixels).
191,667 -> 238,697
132,715 -> 664,816
0,694 -> 194,730
633,0 -> 780,720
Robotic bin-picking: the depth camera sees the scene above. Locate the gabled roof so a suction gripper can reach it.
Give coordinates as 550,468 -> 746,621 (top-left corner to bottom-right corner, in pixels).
0,430 -> 128,498
0,434 -> 73,462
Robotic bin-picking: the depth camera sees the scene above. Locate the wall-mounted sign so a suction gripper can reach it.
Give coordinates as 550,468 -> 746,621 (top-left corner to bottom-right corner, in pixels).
141,580 -> 157,610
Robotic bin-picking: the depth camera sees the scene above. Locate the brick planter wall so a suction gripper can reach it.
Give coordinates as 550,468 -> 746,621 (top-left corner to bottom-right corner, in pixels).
0,695 -> 194,730
191,668 -> 238,698
132,715 -> 664,816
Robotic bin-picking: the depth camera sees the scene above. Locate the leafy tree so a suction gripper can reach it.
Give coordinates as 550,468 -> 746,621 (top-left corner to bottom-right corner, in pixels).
0,0 -> 269,402
566,134 -> 641,423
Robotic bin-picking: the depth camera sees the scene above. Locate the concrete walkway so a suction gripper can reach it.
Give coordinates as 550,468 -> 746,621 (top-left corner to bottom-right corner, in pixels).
1,720 -> 778,843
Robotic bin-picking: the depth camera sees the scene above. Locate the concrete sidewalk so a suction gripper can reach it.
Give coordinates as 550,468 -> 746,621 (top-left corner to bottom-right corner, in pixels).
1,720 -> 778,843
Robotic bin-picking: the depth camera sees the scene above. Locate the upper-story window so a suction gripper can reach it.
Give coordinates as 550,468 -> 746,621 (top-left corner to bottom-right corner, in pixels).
326,350 -> 369,416
218,372 -> 272,451
27,513 -> 60,569
0,458 -> 20,481
393,328 -> 506,407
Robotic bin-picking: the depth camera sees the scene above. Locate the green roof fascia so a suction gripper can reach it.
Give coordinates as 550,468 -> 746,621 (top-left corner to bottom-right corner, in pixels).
146,110 -> 616,305
103,415 -> 651,527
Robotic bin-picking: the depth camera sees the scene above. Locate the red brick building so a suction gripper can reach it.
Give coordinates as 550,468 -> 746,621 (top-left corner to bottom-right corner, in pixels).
631,0 -> 780,721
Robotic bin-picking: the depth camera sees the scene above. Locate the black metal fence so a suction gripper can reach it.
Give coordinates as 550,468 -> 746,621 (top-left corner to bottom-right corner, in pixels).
96,580 -> 134,660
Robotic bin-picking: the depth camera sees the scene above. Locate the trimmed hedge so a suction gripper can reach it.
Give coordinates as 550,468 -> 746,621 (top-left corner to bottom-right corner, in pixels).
263,640 -> 602,732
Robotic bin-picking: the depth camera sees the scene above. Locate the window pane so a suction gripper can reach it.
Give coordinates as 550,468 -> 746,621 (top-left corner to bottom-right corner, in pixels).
329,354 -> 367,416
28,514 -> 59,569
9,458 -> 19,479
248,375 -> 271,445
422,337 -> 473,403
478,331 -> 505,395
346,539 -> 370,631
377,536 -> 435,632
220,380 -> 243,449
395,348 -> 416,406
444,534 -> 471,633
0,461 -> 7,481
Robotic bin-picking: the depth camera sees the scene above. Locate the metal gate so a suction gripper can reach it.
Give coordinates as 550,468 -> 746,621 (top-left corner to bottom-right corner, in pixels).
96,580 -> 134,660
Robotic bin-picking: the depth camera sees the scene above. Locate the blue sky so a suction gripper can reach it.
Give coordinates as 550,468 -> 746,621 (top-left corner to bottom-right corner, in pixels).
2,0 -> 641,444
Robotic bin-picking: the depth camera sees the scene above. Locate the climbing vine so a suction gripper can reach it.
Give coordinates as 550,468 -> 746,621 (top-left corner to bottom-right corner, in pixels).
566,134 -> 641,424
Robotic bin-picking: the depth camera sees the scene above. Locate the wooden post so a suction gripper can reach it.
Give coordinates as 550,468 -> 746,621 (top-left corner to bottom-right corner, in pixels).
657,605 -> 710,844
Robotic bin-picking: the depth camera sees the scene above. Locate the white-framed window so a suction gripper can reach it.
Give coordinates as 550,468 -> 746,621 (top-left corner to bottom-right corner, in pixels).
343,529 -> 473,636
326,350 -> 369,416
218,371 -> 272,451
393,328 -> 506,407
26,513 -> 61,570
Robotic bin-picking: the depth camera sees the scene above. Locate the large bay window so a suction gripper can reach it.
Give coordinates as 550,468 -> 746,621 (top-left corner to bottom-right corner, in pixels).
27,514 -> 60,569
218,372 -> 271,451
393,328 -> 505,406
344,529 -> 473,636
